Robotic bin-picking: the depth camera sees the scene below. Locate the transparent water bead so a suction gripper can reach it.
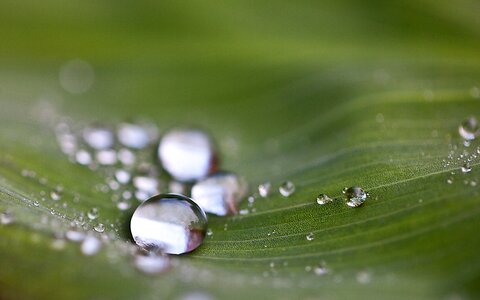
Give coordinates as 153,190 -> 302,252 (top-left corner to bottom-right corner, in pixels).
117,123 -> 151,149
461,163 -> 472,173
130,194 -> 207,255
316,193 -> 333,205
258,182 -> 272,198
458,117 -> 480,140
343,186 -> 368,208
83,126 -> 114,150
158,128 -> 218,182
133,248 -> 171,275
279,181 -> 295,197
191,171 -> 248,216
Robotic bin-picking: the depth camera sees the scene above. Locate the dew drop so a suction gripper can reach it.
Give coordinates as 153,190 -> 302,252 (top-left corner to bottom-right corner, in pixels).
95,149 -> 117,165
118,148 -> 136,166
191,171 -> 248,216
279,181 -> 295,197
83,126 -> 114,150
0,210 -> 15,225
446,177 -> 454,184
130,194 -> 207,254
158,128 -> 217,182
117,123 -> 151,149
356,271 -> 372,284
206,228 -> 213,236
133,248 -> 171,275
258,182 -> 272,198
75,149 -> 92,165
316,193 -> 333,205
87,208 -> 99,220
306,232 -> 314,241
313,265 -> 329,276
461,163 -> 472,173
117,200 -> 131,211
133,176 -> 159,198
458,117 -> 479,141
343,186 -> 368,208
94,223 -> 105,233
33,201 -> 40,207
50,191 -> 61,201
66,227 -> 86,242
81,235 -> 102,256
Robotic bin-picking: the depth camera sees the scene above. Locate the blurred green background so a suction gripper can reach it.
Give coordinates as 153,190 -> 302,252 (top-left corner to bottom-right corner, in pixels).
0,1 -> 480,299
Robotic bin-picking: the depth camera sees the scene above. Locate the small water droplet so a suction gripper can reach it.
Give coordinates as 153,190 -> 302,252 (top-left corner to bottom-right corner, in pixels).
158,128 -> 217,182
118,148 -> 136,165
117,123 -> 152,149
458,117 -> 479,141
133,176 -> 159,198
0,210 -> 15,225
461,163 -> 472,173
81,235 -> 102,256
51,236 -> 67,250
258,182 -> 272,198
343,186 -> 368,208
279,181 -> 295,197
447,177 -> 454,184
130,194 -> 207,254
133,248 -> 171,275
83,126 -> 114,150
94,223 -> 105,233
50,191 -> 61,201
117,200 -> 131,211
75,149 -> 92,165
356,271 -> 372,284
191,171 -> 248,216
95,149 -> 117,165
66,227 -> 86,242
313,264 -> 329,276
33,201 -> 40,207
87,208 -> 99,220
206,228 -> 213,236
316,193 -> 333,205
306,232 -> 314,241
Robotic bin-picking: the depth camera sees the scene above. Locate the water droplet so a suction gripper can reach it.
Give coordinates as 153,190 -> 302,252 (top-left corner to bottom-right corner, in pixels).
130,194 -> 207,254
94,223 -> 105,233
117,200 -> 131,211
51,237 -> 66,250
59,59 -> 94,94
206,228 -> 213,236
87,208 -> 99,220
50,191 -> 61,201
33,201 -> 39,207
356,271 -> 372,284
158,128 -> 217,182
178,291 -> 215,300
117,148 -> 136,165
75,149 -> 92,165
95,149 -> 117,165
117,123 -> 151,149
0,210 -> 15,225
66,227 -> 86,242
133,176 -> 159,198
306,232 -> 314,241
461,163 -> 472,173
447,177 -> 454,184
258,182 -> 272,198
168,180 -> 187,194
343,186 -> 368,208
279,181 -> 295,197
313,264 -> 329,276
133,248 -> 171,275
83,126 -> 114,150
191,171 -> 248,216
81,235 -> 102,256
316,193 -> 333,205
458,117 -> 479,141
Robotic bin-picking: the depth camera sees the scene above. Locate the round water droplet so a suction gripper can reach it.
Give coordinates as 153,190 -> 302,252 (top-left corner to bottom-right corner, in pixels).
81,235 -> 102,256
95,149 -> 117,165
94,223 -> 105,233
118,148 -> 136,165
117,200 -> 131,211
0,210 -> 15,225
117,123 -> 151,149
130,194 -> 208,255
458,117 -> 479,141
66,227 -> 86,242
461,163 -> 472,173
75,149 -> 92,166
33,201 -> 40,207
313,265 -> 329,276
133,176 -> 159,198
343,186 -> 368,208
316,193 -> 333,205
87,208 -> 99,220
306,232 -> 314,241
158,128 -> 218,182
133,248 -> 171,275
258,182 -> 272,198
206,228 -> 213,236
115,169 -> 131,185
83,126 -> 114,150
50,191 -> 61,201
191,171 -> 248,216
279,181 -> 295,197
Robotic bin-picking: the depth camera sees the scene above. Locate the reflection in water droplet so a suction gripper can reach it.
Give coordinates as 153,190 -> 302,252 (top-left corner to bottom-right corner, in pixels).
458,117 -> 479,141
306,232 -> 314,241
130,194 -> 207,254
279,181 -> 295,197
81,235 -> 102,256
94,223 -> 105,233
343,186 -> 368,208
461,163 -> 472,173
83,126 -> 114,150
117,123 -> 151,149
191,171 -> 248,216
133,248 -> 171,275
316,194 -> 333,205
0,210 -> 14,225
258,182 -> 272,198
158,128 -> 217,182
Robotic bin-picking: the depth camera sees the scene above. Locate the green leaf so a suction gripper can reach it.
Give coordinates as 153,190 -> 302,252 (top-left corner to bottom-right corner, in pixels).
1,1 -> 480,299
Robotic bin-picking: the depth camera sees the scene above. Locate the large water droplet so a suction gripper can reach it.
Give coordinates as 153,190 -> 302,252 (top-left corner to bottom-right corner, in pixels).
258,182 -> 272,198
279,181 -> 295,197
458,117 -> 479,141
117,123 -> 151,149
83,126 -> 114,150
158,128 -> 217,182
130,194 -> 207,254
81,235 -> 102,256
191,171 -> 248,216
343,186 -> 368,208
316,193 -> 333,205
133,248 -> 171,275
